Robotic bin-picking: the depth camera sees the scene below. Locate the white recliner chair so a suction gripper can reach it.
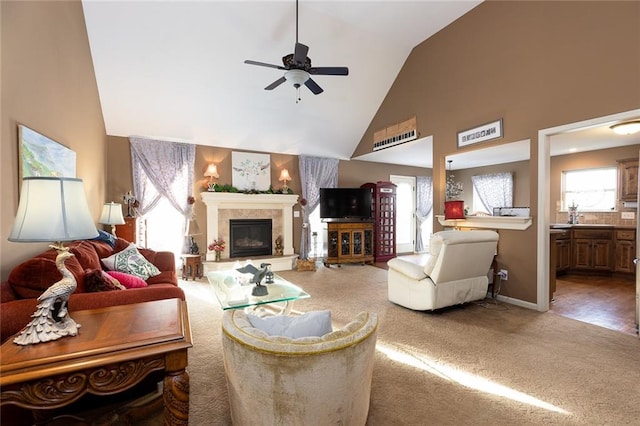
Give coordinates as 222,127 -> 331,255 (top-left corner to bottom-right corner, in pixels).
387,230 -> 499,311
221,310 -> 378,425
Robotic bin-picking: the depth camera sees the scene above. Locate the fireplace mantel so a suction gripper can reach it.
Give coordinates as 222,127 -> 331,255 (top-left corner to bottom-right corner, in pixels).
200,192 -> 299,262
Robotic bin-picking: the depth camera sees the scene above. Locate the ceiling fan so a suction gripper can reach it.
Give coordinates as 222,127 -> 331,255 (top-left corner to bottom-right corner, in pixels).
244,0 -> 348,98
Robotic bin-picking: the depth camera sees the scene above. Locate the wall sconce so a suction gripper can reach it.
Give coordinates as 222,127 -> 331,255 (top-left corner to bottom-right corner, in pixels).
99,202 -> 126,236
204,163 -> 219,190
279,168 -> 292,191
610,120 -> 640,135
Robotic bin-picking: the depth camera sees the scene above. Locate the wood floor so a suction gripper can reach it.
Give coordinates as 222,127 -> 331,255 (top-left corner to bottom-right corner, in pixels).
550,274 -> 637,336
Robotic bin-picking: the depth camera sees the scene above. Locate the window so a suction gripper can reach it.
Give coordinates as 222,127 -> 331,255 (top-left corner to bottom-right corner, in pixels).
562,167 -> 617,211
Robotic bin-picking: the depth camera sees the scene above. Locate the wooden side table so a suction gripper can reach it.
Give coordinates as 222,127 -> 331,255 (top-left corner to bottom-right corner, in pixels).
0,299 -> 192,425
181,254 -> 203,280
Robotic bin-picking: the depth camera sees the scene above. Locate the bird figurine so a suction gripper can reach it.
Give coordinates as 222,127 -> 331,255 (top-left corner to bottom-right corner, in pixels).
236,263 -> 271,296
13,246 -> 81,345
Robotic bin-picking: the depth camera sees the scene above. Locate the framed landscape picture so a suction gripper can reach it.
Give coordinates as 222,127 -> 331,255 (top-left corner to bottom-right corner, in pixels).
232,151 -> 271,191
18,124 -> 76,178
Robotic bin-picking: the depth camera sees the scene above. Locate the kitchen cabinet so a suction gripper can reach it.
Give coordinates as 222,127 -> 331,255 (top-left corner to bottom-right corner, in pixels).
614,229 -> 636,274
571,228 -> 613,272
555,230 -> 571,274
617,158 -> 638,202
324,221 -> 374,267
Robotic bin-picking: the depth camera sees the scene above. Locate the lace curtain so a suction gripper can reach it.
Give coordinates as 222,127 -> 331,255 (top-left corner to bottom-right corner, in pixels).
298,155 -> 339,260
130,137 -> 196,250
415,176 -> 433,252
471,172 -> 513,213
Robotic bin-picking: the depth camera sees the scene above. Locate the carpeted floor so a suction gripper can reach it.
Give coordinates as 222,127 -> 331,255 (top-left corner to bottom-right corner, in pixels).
183,263 -> 640,425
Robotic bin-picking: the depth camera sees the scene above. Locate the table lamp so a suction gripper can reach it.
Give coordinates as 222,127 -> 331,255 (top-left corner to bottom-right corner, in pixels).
8,177 -> 99,345
279,168 -> 291,191
204,163 -> 219,190
99,202 -> 125,236
186,218 -> 201,254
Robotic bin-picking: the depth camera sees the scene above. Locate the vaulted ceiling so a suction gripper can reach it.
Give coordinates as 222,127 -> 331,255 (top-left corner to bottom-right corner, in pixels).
82,1 -> 482,165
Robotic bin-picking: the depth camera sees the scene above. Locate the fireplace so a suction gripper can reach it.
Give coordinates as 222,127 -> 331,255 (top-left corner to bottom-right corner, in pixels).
230,219 -> 272,258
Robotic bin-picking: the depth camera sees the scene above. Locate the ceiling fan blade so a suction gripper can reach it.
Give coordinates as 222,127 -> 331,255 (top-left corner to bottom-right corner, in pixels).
293,42 -> 309,65
245,60 -> 285,70
309,66 -> 349,76
304,78 -> 323,95
265,76 -> 287,90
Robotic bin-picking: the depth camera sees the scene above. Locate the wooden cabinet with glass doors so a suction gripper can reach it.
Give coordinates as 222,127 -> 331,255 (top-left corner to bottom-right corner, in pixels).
323,221 -> 374,267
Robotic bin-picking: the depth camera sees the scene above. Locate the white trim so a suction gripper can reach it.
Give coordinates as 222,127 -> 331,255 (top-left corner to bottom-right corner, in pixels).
495,294 -> 538,311
536,109 -> 640,312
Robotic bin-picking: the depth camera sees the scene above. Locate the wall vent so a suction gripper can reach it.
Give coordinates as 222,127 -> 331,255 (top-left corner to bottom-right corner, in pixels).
372,116 -> 417,151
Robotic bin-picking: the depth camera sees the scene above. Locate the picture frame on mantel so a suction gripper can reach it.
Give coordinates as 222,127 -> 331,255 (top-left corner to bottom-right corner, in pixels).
457,119 -> 503,148
231,151 -> 271,191
18,124 -> 76,179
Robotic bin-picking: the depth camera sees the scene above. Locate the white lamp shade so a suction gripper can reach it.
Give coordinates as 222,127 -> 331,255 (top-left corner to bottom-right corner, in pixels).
279,169 -> 292,182
204,163 -> 219,178
99,202 -> 126,225
186,218 -> 201,236
9,177 -> 99,242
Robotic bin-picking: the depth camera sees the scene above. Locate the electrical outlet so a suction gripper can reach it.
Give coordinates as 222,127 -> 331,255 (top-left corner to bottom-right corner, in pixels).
621,211 -> 635,220
499,269 -> 508,280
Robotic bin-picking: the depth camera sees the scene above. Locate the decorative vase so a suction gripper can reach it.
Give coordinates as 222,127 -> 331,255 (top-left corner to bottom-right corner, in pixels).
215,251 -> 221,262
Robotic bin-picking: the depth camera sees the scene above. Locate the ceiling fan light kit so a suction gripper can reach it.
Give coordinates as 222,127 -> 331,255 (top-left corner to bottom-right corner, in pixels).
244,0 -> 348,100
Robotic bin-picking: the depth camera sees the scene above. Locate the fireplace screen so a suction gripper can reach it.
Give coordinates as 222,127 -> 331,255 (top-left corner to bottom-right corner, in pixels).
229,219 -> 272,258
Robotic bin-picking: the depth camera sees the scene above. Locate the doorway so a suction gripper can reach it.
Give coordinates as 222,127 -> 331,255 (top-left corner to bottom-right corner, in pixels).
390,175 -> 415,254
537,108 -> 640,334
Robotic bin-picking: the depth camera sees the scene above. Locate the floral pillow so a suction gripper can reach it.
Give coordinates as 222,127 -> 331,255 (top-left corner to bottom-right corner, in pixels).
101,243 -> 161,280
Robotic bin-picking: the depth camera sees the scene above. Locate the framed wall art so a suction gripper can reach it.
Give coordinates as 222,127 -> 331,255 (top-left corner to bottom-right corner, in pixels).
232,151 -> 271,191
457,119 -> 503,148
18,124 -> 76,178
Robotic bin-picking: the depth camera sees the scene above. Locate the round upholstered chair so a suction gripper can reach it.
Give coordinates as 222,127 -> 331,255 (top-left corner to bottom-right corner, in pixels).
221,310 -> 378,425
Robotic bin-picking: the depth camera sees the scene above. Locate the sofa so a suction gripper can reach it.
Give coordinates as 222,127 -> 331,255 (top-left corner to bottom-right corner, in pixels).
1,237 -> 185,344
387,230 -> 499,311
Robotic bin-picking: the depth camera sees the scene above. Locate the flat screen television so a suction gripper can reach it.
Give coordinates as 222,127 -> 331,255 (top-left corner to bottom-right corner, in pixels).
319,187 -> 373,220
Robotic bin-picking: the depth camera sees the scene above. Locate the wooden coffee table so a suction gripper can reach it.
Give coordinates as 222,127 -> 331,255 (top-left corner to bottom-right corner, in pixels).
0,298 -> 192,425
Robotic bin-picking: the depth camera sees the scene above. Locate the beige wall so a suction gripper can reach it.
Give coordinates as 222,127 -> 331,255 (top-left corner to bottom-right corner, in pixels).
1,1 -> 107,281
353,1 -> 640,303
550,145 -> 640,225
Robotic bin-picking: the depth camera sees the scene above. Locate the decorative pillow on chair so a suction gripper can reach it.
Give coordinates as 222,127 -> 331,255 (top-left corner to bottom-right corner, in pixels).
85,268 -> 125,292
105,271 -> 148,289
247,310 -> 332,339
101,243 -> 161,280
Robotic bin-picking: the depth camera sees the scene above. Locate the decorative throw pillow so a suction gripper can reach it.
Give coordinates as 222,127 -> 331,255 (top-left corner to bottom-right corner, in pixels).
247,310 -> 332,339
105,271 -> 148,289
85,268 -> 125,292
91,229 -> 116,248
101,243 -> 161,280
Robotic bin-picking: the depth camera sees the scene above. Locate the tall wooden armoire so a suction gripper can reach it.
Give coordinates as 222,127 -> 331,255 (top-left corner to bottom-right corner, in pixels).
361,181 -> 397,262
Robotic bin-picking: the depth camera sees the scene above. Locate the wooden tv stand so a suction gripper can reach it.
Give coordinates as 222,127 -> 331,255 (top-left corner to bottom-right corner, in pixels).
323,220 -> 374,267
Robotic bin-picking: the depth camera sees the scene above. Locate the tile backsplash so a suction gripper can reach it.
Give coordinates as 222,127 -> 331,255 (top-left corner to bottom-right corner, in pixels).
553,210 -> 636,226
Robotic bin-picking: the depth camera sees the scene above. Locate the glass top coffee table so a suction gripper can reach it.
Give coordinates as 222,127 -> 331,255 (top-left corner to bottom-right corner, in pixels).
206,269 -> 310,315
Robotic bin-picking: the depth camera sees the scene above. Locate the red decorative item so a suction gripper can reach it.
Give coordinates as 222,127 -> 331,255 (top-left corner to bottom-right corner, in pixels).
187,196 -> 195,205
444,200 -> 465,220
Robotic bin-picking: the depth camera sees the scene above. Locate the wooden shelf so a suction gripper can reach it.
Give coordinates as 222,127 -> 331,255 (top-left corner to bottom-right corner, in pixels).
436,215 -> 533,230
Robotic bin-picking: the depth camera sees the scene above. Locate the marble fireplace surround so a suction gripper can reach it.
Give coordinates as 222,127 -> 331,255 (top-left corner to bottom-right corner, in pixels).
200,192 -> 299,271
